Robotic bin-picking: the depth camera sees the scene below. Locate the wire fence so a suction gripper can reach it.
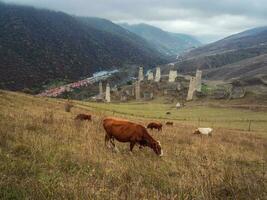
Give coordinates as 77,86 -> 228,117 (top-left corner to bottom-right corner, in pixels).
74,102 -> 267,132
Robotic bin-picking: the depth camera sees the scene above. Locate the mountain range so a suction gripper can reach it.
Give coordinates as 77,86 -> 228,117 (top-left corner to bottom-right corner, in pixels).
0,2 -> 266,94
170,26 -> 267,82
120,23 -> 201,56
0,3 -> 166,92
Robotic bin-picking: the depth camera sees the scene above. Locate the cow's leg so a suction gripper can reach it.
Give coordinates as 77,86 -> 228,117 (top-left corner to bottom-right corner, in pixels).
130,141 -> 136,152
110,137 -> 115,147
105,134 -> 112,149
110,138 -> 119,152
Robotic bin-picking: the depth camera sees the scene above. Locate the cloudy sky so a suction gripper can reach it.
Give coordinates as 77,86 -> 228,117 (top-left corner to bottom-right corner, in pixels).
2,0 -> 267,43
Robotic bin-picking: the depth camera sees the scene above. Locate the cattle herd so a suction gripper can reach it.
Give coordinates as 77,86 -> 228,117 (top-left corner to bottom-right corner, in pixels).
74,113 -> 213,157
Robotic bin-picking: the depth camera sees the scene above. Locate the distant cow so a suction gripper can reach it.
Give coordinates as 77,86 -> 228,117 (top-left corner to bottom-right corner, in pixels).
147,122 -> 162,131
193,128 -> 213,137
166,121 -> 173,126
103,117 -> 163,156
75,114 -> 92,121
166,112 -> 171,115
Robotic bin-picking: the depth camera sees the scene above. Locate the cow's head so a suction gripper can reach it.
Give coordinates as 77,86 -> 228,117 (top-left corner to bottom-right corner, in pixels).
152,140 -> 163,157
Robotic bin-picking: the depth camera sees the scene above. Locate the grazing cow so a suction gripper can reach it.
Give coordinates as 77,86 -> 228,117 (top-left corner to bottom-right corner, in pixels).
75,114 -> 92,121
193,128 -> 213,137
166,112 -> 171,115
166,121 -> 173,126
147,122 -> 162,131
103,117 -> 163,156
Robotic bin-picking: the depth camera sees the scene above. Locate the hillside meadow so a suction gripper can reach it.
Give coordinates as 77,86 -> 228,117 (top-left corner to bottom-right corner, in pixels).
0,90 -> 266,199
75,100 -> 267,132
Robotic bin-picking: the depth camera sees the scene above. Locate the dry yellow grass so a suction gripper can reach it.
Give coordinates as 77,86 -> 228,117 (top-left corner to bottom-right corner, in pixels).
0,90 -> 266,199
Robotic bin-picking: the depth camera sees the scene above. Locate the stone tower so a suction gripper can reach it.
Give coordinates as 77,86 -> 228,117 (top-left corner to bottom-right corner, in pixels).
99,81 -> 103,98
186,77 -> 196,101
147,71 -> 154,81
138,66 -> 144,81
168,70 -> 178,82
155,67 -> 161,82
195,70 -> 202,92
135,81 -> 140,100
105,83 -> 111,103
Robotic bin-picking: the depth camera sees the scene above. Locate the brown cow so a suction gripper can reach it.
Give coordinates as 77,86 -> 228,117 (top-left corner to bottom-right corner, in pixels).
75,114 -> 92,121
147,122 -> 162,131
103,117 -> 163,156
166,121 -> 173,126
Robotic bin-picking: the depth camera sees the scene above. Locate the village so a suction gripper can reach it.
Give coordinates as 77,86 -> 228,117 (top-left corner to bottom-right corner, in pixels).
37,69 -> 118,97
38,65 -> 203,106
95,66 -> 202,104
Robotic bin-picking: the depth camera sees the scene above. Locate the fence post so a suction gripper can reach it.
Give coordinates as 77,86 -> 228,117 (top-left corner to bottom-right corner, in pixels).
248,120 -> 252,131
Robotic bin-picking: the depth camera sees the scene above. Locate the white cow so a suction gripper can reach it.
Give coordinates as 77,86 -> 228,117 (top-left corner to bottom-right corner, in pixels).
193,128 -> 213,136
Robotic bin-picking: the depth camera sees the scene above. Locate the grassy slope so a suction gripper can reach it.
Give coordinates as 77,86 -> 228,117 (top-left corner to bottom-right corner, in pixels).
0,90 -> 266,199
75,101 -> 267,132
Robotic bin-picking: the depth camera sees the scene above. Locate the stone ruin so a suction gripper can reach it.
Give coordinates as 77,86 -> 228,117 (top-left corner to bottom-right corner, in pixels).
147,71 -> 154,81
118,87 -> 136,102
177,82 -> 182,91
195,70 -> 202,92
185,70 -> 203,101
105,83 -> 111,103
186,76 -> 196,101
125,89 -> 131,96
113,66 -> 200,102
138,66 -> 144,81
99,81 -> 103,98
131,88 -> 135,96
155,67 -> 161,82
120,95 -> 128,102
135,81 -> 141,100
168,70 -> 178,82
143,91 -> 153,100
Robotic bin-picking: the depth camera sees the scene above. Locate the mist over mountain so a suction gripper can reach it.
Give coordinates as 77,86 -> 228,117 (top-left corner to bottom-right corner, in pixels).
119,23 -> 201,56
0,3 -> 166,92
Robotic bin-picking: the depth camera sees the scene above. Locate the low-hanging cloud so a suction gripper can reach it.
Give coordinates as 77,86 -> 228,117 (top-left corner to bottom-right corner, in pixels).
2,0 -> 267,43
